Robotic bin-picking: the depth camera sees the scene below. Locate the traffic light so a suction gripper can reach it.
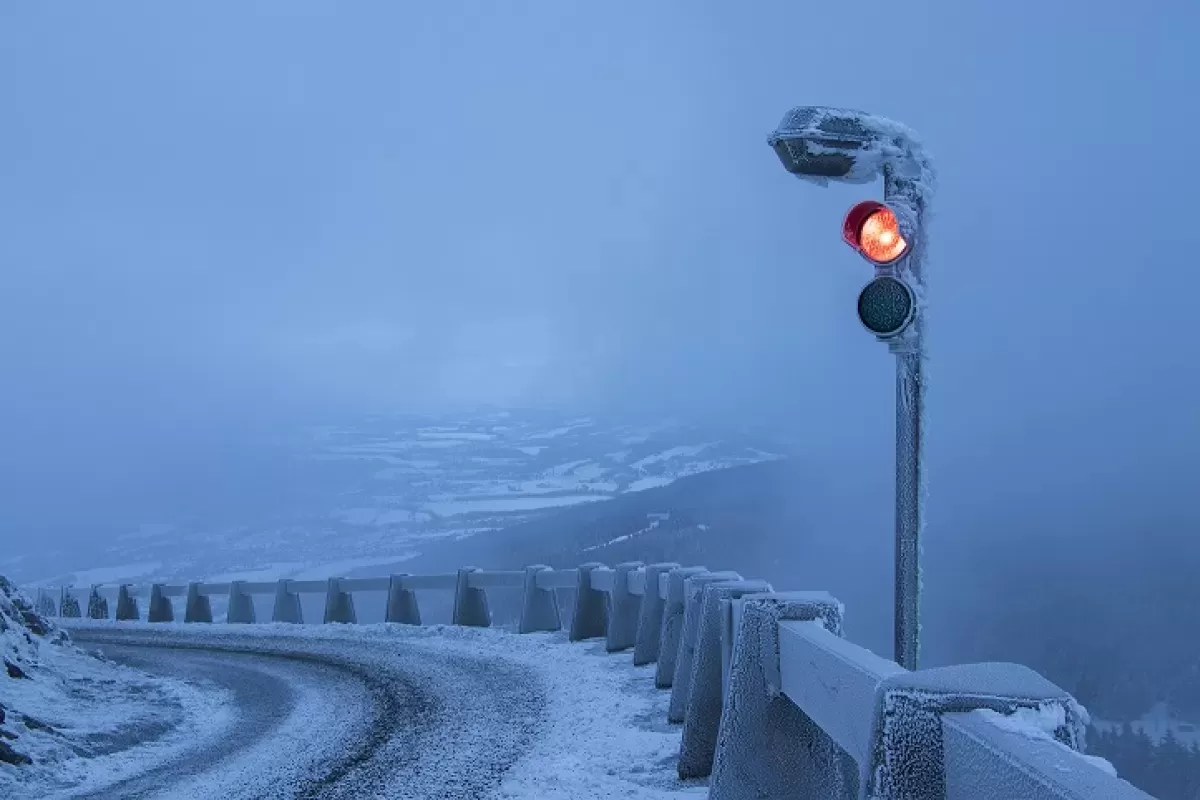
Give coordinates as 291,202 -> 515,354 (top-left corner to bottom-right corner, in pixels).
843,201 -> 907,264
842,200 -> 917,340
857,276 -> 914,338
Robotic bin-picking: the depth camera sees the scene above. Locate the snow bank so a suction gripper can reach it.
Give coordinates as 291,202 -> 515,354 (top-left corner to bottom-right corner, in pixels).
0,576 -> 232,798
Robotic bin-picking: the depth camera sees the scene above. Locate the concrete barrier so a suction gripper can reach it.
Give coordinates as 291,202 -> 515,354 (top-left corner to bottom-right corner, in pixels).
668,572 -> 742,723
273,579 -> 303,624
677,579 -> 772,779
655,567 -> 710,688
46,564 -> 1146,800
35,588 -> 57,618
569,562 -> 609,642
226,580 -> 256,624
184,582 -> 213,623
709,593 -> 855,800
942,710 -> 1153,799
115,584 -> 140,621
385,574 -> 421,625
59,588 -> 81,618
323,577 -> 357,624
632,562 -> 680,666
518,565 -> 560,633
148,583 -> 174,623
863,662 -> 1086,799
452,567 -> 491,627
605,561 -> 644,652
87,585 -> 108,620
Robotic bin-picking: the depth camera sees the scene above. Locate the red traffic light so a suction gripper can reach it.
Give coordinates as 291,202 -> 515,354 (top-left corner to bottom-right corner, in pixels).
843,201 -> 908,264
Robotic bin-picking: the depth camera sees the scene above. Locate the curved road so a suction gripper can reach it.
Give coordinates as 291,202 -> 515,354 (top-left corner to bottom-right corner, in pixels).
67,627 -> 546,800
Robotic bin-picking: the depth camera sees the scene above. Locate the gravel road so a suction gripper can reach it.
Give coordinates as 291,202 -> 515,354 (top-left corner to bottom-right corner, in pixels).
67,627 -> 545,800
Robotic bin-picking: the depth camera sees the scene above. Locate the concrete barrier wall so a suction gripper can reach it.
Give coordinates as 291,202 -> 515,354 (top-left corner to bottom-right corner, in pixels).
44,566 -> 1152,800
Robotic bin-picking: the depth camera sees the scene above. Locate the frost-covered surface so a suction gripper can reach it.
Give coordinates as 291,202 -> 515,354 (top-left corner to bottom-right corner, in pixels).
678,580 -> 771,780
0,577 -> 228,797
977,706 -> 1117,778
768,106 -> 936,207
668,573 -> 742,724
56,619 -> 709,798
866,663 -> 1089,799
709,594 -> 853,800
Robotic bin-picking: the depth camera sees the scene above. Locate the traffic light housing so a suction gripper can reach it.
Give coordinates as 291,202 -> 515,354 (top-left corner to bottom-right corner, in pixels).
843,201 -> 908,265
843,200 -> 918,340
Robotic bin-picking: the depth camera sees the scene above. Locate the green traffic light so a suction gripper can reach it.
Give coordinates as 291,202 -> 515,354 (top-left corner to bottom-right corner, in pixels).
857,276 -> 915,338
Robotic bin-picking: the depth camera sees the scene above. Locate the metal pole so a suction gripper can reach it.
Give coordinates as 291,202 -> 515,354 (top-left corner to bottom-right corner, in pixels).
885,165 -> 927,671
894,350 -> 923,670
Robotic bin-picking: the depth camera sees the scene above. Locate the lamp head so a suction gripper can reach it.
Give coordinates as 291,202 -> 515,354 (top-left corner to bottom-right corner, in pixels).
767,106 -> 879,179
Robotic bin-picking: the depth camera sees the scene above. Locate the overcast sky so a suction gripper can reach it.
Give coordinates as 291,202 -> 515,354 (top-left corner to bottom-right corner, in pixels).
2,2 -> 1198,568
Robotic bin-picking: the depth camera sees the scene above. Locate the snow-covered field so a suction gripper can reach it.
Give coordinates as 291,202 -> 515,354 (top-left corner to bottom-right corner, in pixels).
6,411 -> 784,590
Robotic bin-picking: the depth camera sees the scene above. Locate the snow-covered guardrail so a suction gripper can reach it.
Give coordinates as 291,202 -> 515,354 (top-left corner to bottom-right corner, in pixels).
40,565 -> 1152,799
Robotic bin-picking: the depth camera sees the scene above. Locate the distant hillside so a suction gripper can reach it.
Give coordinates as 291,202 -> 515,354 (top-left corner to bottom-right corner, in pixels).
411,459 -> 797,572
404,456 -> 901,654
411,457 -> 1200,730
8,410 -> 786,588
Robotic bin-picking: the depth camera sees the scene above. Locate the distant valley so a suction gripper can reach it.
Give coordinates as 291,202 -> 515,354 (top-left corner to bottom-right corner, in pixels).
6,410 -> 786,589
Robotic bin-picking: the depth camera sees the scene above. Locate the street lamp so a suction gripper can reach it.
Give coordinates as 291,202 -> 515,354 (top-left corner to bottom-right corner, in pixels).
768,106 -> 935,671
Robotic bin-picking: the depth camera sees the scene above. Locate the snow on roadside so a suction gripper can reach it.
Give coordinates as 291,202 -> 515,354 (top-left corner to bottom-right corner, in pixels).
0,577 -> 234,799
60,619 -> 709,798
391,625 -> 710,798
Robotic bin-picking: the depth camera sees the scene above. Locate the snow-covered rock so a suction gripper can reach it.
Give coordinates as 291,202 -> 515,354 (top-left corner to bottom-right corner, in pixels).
0,575 -> 64,765
0,575 -> 223,796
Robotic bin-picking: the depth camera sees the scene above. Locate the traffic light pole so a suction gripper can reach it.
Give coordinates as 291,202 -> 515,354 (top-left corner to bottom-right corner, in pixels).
767,106 -> 933,672
884,164 -> 927,672
893,349 -> 923,670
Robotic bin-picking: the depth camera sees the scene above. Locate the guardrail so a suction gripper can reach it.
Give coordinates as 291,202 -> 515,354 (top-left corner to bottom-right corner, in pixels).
39,565 -> 1153,800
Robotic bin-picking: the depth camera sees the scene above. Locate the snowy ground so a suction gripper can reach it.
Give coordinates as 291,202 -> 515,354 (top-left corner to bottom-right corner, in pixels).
10,619 -> 709,799
1,643 -> 233,797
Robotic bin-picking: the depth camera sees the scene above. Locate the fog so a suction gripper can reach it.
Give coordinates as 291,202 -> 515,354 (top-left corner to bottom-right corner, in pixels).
2,2 -> 1198,674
